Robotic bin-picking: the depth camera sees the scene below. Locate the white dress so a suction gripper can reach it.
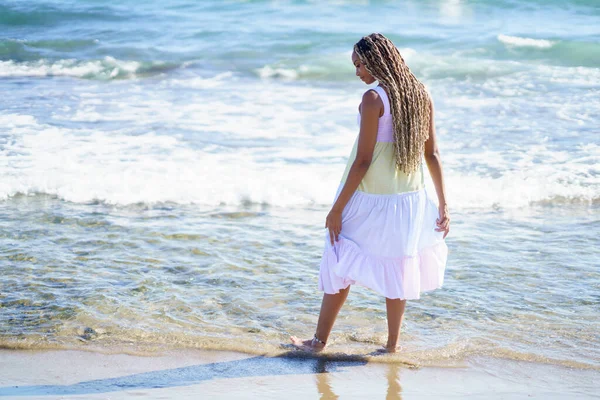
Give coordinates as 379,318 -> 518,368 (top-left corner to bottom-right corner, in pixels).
318,86 -> 448,300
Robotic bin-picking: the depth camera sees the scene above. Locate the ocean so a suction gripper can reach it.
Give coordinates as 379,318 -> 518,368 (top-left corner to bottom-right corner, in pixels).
1,0 -> 599,371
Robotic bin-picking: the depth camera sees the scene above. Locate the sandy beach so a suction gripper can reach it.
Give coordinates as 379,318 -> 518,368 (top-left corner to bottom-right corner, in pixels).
0,349 -> 598,399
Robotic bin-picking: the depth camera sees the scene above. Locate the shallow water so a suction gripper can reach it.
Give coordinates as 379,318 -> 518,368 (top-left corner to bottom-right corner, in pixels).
1,0 -> 599,369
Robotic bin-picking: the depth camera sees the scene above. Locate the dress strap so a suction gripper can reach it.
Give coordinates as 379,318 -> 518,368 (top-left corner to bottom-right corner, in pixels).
373,86 -> 390,116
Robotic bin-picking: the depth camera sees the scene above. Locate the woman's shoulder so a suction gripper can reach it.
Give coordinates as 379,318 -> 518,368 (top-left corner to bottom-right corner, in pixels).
364,85 -> 391,105
362,88 -> 380,101
361,87 -> 387,117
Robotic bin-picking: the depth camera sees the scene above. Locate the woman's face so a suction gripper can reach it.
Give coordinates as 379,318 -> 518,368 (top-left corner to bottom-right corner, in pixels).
352,50 -> 376,85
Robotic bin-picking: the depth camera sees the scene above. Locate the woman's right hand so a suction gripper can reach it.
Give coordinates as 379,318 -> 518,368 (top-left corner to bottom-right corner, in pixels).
325,209 -> 342,246
436,204 -> 450,239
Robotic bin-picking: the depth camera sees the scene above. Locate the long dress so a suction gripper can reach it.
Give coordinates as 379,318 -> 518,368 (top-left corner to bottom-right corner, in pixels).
318,86 -> 448,300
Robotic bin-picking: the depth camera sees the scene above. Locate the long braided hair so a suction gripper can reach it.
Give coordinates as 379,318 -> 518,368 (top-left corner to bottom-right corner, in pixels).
354,33 -> 431,173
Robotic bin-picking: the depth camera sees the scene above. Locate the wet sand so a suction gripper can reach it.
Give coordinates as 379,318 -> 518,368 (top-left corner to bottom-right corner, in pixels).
0,349 -> 598,399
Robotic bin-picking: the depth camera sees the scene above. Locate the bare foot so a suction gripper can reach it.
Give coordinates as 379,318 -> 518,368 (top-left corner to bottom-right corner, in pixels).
375,345 -> 403,354
290,336 -> 326,353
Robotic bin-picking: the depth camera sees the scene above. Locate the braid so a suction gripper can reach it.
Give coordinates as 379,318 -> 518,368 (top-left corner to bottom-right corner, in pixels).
354,33 -> 431,173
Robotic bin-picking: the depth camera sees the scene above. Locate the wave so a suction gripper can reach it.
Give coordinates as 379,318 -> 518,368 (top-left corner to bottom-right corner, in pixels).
498,34 -> 556,49
251,48 -> 523,82
4,190 -> 598,211
3,50 -> 596,84
2,35 -> 599,85
0,116 -> 597,210
253,42 -> 600,83
0,57 -> 179,80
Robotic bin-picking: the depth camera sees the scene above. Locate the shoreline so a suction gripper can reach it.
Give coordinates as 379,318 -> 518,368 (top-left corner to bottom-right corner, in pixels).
1,348 -> 598,399
1,337 -> 597,370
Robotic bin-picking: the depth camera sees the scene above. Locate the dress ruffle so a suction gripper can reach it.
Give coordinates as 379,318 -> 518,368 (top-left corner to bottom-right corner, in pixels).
318,188 -> 448,300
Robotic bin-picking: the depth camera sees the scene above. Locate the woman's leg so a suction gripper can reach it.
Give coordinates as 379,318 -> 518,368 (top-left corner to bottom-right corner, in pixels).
385,298 -> 406,351
315,286 -> 351,342
291,286 -> 350,351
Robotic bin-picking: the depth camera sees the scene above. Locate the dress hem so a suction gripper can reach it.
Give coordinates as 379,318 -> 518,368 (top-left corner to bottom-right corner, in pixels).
318,236 -> 448,300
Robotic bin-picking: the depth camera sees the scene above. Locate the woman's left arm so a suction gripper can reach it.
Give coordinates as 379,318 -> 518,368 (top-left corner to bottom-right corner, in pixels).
424,98 -> 450,238
326,90 -> 380,245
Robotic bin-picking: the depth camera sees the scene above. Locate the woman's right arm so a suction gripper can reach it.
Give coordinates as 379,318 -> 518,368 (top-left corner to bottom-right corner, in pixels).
424,98 -> 450,238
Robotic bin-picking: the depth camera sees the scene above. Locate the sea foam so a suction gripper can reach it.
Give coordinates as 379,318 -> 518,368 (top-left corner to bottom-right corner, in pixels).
1,114 -> 597,209
498,34 -> 556,49
0,57 -> 173,80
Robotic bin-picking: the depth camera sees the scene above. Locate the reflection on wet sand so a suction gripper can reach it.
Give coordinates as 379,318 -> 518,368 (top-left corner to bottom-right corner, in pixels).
315,360 -> 403,400
386,364 -> 402,400
315,360 -> 338,400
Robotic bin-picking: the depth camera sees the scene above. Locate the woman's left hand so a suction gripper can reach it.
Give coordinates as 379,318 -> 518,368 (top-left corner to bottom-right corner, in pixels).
325,209 -> 342,246
436,204 -> 450,239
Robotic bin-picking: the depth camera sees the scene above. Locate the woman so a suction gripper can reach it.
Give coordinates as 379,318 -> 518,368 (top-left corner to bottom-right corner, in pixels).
291,33 -> 450,353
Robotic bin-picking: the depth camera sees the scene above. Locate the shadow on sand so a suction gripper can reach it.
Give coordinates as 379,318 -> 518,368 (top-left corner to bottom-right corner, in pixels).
0,352 -> 371,397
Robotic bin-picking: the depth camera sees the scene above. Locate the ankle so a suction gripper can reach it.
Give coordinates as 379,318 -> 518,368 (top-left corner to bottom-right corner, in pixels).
380,345 -> 402,353
386,337 -> 399,349
312,333 -> 327,347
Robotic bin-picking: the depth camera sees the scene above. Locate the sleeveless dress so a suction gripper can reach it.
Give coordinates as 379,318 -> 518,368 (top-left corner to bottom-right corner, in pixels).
318,86 -> 448,300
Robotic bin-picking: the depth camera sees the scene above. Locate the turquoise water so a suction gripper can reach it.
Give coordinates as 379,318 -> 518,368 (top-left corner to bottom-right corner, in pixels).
1,0 -> 599,370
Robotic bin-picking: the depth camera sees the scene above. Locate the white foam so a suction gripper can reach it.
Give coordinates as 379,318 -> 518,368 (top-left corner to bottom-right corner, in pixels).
0,114 -> 38,127
438,142 -> 600,209
441,170 -> 597,210
0,114 -> 342,206
0,57 -> 143,79
2,113 -> 597,209
167,72 -> 234,89
498,34 -> 556,49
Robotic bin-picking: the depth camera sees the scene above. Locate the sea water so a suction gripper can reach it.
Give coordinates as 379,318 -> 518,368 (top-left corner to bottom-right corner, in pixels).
1,0 -> 599,370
